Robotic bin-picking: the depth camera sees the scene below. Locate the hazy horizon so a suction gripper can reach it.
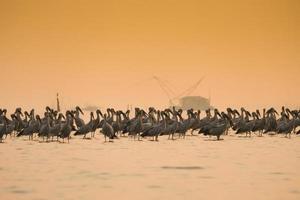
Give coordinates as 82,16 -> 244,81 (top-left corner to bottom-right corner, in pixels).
1,0 -> 299,112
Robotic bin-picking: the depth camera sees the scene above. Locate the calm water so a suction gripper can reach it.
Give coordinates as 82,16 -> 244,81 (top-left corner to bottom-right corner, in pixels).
0,133 -> 300,200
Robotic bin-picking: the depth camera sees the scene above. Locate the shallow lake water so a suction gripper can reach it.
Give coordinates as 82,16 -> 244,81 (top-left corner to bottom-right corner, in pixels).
0,132 -> 300,200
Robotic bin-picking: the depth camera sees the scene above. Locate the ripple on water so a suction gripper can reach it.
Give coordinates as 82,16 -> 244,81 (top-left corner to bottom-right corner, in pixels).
11,189 -> 30,194
115,173 -> 145,178
147,185 -> 162,189
6,186 -> 32,194
290,189 -> 300,194
102,185 -> 113,189
161,166 -> 204,170
69,170 -> 111,181
70,157 -> 88,162
198,175 -> 214,179
269,172 -> 285,175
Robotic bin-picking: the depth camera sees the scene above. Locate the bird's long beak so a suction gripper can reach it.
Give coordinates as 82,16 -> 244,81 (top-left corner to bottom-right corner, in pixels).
46,106 -> 51,112
256,110 -> 261,117
19,110 -> 24,117
78,107 -> 84,115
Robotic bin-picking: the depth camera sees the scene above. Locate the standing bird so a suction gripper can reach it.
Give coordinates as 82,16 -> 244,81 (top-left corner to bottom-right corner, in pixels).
198,109 -> 222,135
277,109 -> 296,138
73,106 -> 85,129
5,114 -> 17,138
252,109 -> 266,136
191,109 -> 211,134
91,109 -> 102,137
100,114 -> 116,142
141,111 -> 167,141
59,111 -> 74,143
128,111 -> 144,140
17,117 -> 36,140
264,108 -> 278,134
204,112 -> 232,140
235,111 -> 255,137
0,116 -> 8,143
74,112 -> 94,139
176,110 -> 194,138
161,108 -> 179,140
48,113 -> 65,141
38,115 -> 51,142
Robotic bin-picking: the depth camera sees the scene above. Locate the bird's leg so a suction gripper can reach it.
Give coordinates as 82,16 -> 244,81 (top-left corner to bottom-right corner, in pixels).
191,130 -> 194,135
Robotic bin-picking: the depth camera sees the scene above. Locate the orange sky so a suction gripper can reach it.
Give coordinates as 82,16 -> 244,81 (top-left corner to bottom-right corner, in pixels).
0,0 -> 299,112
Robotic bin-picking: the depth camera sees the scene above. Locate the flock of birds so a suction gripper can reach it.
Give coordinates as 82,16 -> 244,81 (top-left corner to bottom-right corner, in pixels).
0,106 -> 299,143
